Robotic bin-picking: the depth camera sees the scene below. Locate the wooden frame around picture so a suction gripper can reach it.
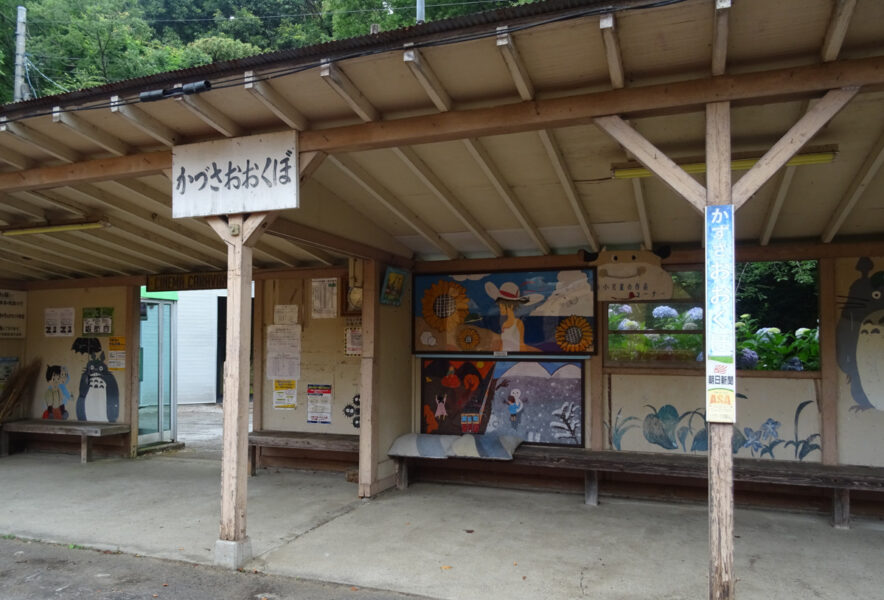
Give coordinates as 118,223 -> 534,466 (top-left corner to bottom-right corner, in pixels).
413,268 -> 596,355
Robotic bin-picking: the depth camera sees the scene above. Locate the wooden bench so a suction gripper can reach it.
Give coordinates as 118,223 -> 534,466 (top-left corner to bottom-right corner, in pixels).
0,419 -> 131,463
248,430 -> 359,476
396,446 -> 884,528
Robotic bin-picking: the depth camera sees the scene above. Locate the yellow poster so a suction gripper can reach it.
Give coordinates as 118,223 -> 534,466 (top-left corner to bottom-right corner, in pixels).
273,379 -> 297,410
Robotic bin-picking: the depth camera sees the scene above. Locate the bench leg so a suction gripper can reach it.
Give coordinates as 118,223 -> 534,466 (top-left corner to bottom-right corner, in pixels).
833,488 -> 850,529
584,470 -> 599,506
248,444 -> 257,477
396,458 -> 409,490
0,429 -> 8,457
81,435 -> 92,464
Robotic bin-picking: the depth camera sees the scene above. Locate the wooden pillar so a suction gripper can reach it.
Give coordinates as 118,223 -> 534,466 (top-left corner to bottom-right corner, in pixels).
706,100 -> 735,600
358,259 -> 380,497
125,283 -> 142,458
818,257 -> 839,465
590,323 -> 606,451
207,212 -> 273,568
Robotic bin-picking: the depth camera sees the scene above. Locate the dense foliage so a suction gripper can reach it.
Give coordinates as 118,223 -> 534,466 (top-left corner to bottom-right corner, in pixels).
0,0 -> 521,102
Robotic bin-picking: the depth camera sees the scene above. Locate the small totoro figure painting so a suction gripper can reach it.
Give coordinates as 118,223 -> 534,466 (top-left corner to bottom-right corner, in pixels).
837,257 -> 884,411
71,337 -> 120,422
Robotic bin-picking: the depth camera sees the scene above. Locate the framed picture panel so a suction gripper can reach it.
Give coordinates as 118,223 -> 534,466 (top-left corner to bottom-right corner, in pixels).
414,269 -> 596,355
420,358 -> 584,447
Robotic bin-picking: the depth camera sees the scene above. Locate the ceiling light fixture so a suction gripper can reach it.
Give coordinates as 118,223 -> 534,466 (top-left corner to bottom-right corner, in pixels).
0,219 -> 110,236
611,151 -> 836,179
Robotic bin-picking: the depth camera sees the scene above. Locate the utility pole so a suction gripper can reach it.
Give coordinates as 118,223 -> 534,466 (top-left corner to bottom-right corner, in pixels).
14,5 -> 29,101
416,0 -> 425,24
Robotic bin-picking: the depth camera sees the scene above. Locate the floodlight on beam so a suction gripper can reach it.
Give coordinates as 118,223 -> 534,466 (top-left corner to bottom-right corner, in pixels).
0,219 -> 110,236
611,151 -> 836,179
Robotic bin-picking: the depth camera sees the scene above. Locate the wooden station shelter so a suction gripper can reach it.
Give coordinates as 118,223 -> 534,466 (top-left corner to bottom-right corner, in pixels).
0,0 -> 883,595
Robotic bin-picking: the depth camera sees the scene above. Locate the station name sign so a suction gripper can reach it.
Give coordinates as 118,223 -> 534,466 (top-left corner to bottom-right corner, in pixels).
172,131 -> 299,218
147,271 -> 227,292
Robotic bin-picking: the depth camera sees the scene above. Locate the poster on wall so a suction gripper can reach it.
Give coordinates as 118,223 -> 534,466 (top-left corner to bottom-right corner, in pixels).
265,324 -> 301,380
307,384 -> 333,424
0,289 -> 26,339
0,356 -> 18,392
420,358 -> 584,447
273,379 -> 298,410
44,307 -> 75,337
82,307 -> 113,336
311,278 -> 338,319
108,337 -> 126,371
345,327 -> 362,356
274,304 -> 299,325
414,270 -> 596,355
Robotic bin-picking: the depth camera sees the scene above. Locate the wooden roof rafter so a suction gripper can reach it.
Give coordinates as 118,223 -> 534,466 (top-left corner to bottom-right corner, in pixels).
110,96 -> 182,147
52,107 -> 131,157
175,93 -> 243,138
320,60 -> 380,123
711,0 -> 731,77
244,70 -> 309,131
0,118 -> 80,163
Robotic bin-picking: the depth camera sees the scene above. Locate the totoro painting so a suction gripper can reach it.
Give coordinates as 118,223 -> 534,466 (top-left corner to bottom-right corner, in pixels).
837,257 -> 884,411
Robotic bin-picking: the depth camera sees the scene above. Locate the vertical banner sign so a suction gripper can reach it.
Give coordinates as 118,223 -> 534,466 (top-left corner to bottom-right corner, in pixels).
705,205 -> 736,423
0,290 -> 26,338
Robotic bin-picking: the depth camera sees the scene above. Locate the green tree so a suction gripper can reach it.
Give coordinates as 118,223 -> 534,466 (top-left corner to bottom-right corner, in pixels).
735,261 -> 818,332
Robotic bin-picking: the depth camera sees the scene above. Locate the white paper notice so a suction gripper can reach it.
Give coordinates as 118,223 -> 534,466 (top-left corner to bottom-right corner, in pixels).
44,307 -> 75,337
274,304 -> 299,325
265,324 -> 301,380
311,278 -> 338,319
273,379 -> 297,410
345,327 -> 362,356
306,384 -> 332,424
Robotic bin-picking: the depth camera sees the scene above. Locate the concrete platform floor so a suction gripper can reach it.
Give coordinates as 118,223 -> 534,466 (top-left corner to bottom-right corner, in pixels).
1,405 -> 882,599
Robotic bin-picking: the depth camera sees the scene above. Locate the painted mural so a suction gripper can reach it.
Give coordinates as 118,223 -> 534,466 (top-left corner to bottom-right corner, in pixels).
420,358 -> 583,446
606,375 -> 820,461
414,270 -> 595,355
36,337 -> 120,423
837,257 -> 884,411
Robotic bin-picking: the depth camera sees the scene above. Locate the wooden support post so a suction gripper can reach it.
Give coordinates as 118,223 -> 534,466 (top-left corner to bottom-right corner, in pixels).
126,284 -> 141,458
358,259 -> 380,498
80,434 -> 92,464
207,212 -> 273,569
833,488 -> 850,529
584,470 -> 599,506
396,458 -> 409,490
706,101 -> 735,600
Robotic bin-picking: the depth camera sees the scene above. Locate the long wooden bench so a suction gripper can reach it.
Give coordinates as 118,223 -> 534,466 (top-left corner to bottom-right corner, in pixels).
0,419 -> 131,463
395,446 -> 884,528
248,430 -> 359,476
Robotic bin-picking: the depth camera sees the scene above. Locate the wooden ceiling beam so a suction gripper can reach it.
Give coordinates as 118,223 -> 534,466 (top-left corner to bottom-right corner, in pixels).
15,190 -> 87,218
60,185 -> 227,266
320,60 -> 379,122
111,96 -> 181,147
0,236 -> 107,277
176,94 -> 243,137
821,0 -> 858,62
102,216 -> 222,269
733,86 -> 857,209
69,229 -> 187,272
0,254 -> 69,279
821,126 -> 884,243
329,154 -> 459,259
463,138 -> 550,254
244,71 -> 308,131
267,217 -> 412,268
538,129 -> 598,252
632,179 -> 652,249
594,115 -> 706,213
52,107 -> 131,156
0,193 -> 47,219
11,235 -> 131,276
298,56 -> 884,154
392,146 -> 503,257
0,144 -> 33,170
600,14 -> 625,89
496,27 -> 534,101
0,151 -> 171,194
45,232 -> 151,273
711,0 -> 731,76
403,47 -> 452,112
0,119 -> 80,163
299,151 -> 326,181
759,166 -> 796,246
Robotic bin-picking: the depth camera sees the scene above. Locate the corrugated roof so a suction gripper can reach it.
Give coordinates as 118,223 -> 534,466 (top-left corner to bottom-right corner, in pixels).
1,0 -> 682,117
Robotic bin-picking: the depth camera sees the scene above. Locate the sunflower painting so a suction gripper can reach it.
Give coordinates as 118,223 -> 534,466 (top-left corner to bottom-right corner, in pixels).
414,270 -> 596,355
